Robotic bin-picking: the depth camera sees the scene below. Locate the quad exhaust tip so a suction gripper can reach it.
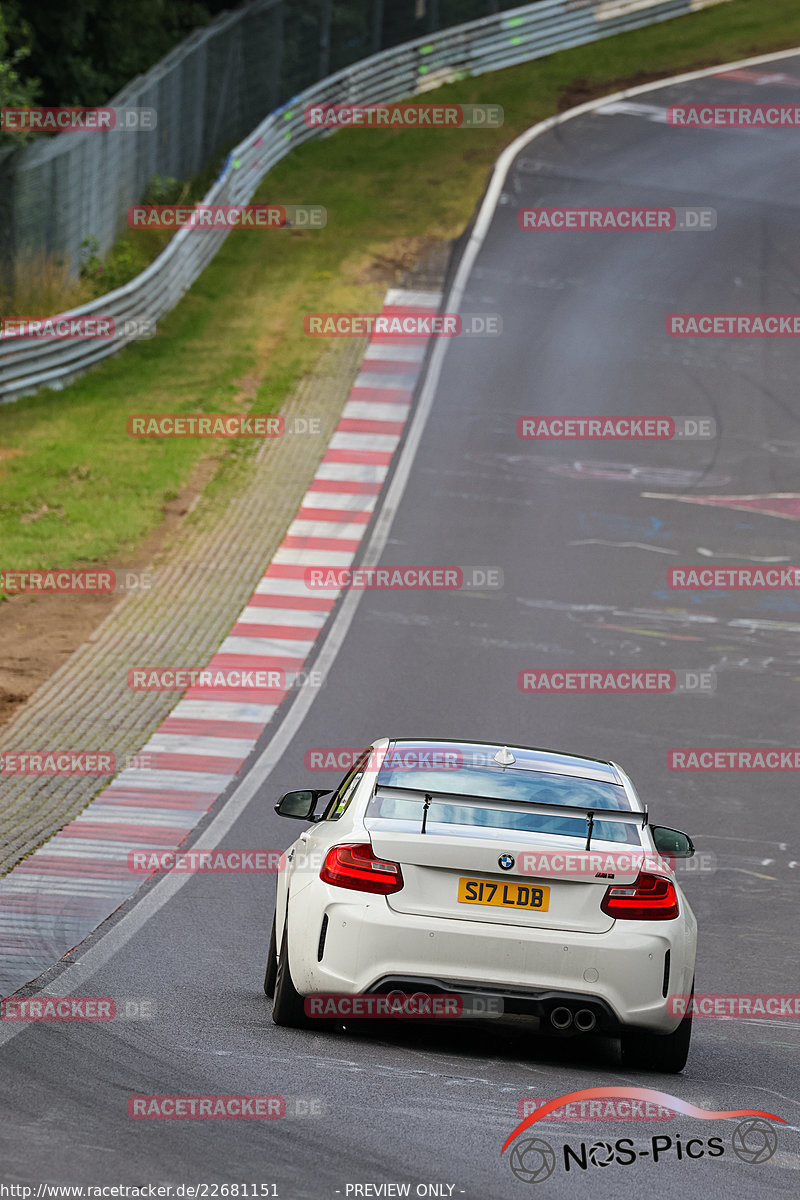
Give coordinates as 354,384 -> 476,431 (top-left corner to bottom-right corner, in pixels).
574,1007 -> 597,1032
550,1006 -> 573,1030
549,1005 -> 597,1032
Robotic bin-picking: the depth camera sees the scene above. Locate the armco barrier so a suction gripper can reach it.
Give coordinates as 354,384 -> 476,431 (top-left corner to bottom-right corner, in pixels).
0,0 -> 729,404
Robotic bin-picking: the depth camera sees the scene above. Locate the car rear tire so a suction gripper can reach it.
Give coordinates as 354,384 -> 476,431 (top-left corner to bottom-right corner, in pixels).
620,987 -> 693,1073
272,915 -> 312,1028
263,915 -> 277,998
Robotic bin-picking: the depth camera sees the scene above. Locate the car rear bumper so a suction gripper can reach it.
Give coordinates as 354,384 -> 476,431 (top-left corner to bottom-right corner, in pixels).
288,890 -> 696,1033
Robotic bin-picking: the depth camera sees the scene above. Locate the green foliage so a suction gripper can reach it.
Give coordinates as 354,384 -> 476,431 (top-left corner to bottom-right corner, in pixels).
0,0 -> 226,108
77,171 -> 210,299
141,175 -> 185,206
79,232 -> 150,295
0,4 -> 39,145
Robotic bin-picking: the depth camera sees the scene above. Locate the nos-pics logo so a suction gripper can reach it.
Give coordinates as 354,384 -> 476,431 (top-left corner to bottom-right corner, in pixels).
503,1088 -> 783,1183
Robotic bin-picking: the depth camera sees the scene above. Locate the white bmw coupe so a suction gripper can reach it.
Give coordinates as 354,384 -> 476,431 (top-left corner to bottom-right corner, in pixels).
265,739 -> 697,1072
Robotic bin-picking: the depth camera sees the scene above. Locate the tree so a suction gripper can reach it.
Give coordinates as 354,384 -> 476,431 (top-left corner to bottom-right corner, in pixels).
0,3 -> 39,145
0,0 -> 232,107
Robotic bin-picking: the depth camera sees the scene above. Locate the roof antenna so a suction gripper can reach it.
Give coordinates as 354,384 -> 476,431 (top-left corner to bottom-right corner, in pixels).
493,746 -> 516,767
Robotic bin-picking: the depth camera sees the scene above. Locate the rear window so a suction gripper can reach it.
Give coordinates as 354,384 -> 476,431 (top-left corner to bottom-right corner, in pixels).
369,765 -> 640,846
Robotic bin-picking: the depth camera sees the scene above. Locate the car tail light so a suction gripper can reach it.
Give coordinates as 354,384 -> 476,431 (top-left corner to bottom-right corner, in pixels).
320,843 -> 404,895
600,872 -> 679,920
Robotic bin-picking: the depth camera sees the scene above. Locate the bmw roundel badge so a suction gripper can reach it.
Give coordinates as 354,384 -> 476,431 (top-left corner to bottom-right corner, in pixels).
498,853 -> 515,871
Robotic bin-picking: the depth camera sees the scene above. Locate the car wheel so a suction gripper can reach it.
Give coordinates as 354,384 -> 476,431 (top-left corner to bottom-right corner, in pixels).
272,915 -> 312,1028
263,914 -> 277,998
620,986 -> 693,1073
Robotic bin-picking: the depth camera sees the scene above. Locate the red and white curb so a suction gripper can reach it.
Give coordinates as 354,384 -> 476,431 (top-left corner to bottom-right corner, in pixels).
0,288 -> 441,995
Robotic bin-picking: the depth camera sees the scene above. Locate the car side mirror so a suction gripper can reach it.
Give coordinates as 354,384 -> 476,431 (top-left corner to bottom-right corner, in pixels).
651,825 -> 695,858
275,789 -> 331,821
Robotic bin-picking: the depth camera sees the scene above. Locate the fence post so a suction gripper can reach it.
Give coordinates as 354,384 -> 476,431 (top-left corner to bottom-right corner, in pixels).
319,0 -> 332,79
270,0 -> 285,109
0,148 -> 16,306
371,0 -> 384,54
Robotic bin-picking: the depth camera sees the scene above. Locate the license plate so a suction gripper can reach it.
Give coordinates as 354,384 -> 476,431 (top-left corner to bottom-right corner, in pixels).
457,877 -> 550,911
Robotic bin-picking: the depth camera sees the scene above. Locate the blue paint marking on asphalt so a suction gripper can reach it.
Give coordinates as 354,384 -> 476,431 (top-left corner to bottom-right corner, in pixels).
747,594 -> 800,614
651,589 -> 800,613
651,589 -> 721,607
579,513 -> 672,541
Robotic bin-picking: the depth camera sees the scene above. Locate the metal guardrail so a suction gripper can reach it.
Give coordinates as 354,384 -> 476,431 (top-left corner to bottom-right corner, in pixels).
0,0 -> 729,403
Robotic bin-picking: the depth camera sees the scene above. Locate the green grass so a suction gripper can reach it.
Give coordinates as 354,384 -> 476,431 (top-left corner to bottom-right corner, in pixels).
1,0 -> 799,578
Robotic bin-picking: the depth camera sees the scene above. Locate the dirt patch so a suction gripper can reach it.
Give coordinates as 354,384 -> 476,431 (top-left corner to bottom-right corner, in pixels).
0,452 -> 221,732
233,374 -> 262,404
556,64 -> 722,112
0,590 -> 117,729
354,235 -> 448,287
0,446 -> 23,476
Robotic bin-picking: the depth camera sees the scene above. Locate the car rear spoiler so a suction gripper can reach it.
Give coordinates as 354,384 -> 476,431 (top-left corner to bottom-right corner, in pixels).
372,784 -> 648,850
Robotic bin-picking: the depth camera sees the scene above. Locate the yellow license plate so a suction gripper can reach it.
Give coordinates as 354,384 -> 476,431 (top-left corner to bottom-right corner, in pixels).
457,877 -> 550,911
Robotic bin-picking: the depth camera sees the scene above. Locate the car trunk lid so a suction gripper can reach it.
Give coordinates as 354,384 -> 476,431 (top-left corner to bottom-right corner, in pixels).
367,823 -> 646,934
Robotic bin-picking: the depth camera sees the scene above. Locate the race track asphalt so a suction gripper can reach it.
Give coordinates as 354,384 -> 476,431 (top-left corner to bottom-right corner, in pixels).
2,53 -> 799,1198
